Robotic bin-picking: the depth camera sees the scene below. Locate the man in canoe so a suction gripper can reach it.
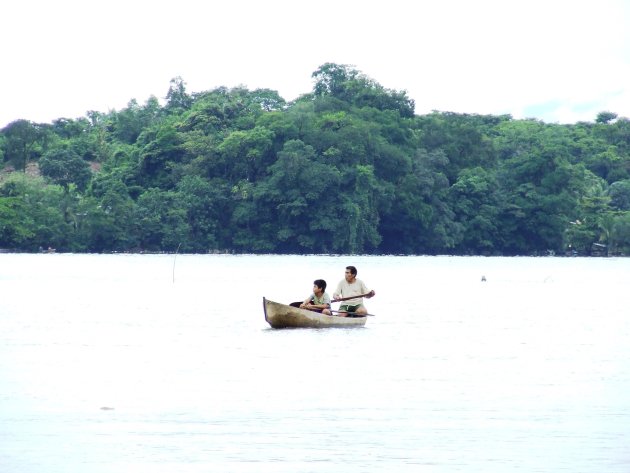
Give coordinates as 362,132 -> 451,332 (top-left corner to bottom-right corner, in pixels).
333,266 -> 375,317
299,279 -> 332,315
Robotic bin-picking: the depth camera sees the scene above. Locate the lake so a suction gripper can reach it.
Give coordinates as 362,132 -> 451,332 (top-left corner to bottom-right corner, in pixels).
1,254 -> 629,472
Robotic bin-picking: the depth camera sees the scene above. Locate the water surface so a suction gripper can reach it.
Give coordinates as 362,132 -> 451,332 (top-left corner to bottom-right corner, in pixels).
1,254 -> 629,472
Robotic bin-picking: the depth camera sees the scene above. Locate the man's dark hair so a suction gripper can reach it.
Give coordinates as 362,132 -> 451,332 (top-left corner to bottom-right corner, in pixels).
346,266 -> 357,276
313,279 -> 327,291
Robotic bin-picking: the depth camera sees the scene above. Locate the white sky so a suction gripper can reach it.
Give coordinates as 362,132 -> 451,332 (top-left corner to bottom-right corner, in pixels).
2,0 -> 630,128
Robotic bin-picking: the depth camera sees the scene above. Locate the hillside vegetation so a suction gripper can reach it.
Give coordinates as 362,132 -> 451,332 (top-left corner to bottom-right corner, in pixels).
2,64 -> 630,255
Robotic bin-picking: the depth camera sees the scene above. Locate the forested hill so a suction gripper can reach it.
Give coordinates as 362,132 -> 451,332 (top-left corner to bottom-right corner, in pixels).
1,63 -> 630,255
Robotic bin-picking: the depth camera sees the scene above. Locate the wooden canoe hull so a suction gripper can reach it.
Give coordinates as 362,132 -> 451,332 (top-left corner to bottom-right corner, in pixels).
263,297 -> 367,329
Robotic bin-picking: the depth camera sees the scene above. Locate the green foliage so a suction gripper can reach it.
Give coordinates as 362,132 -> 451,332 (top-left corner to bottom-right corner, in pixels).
417,112 -> 502,181
312,63 -> 415,118
2,64 -> 630,255
611,212 -> 630,254
608,179 -> 630,210
596,111 -> 618,124
137,122 -> 185,189
39,148 -> 92,191
134,188 -> 190,252
378,149 -> 456,254
217,126 -> 274,181
176,175 -> 231,252
449,167 -> 500,254
253,140 -> 342,253
108,98 -> 163,144
2,120 -> 47,171
0,174 -> 71,250
0,196 -> 35,246
493,121 -> 596,254
166,76 -> 193,113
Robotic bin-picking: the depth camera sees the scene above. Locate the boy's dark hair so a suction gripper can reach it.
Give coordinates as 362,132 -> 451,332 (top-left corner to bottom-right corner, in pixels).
313,279 -> 327,291
346,265 -> 357,276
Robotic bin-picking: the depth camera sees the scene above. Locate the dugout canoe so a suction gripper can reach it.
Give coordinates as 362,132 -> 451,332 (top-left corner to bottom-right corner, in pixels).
263,297 -> 367,328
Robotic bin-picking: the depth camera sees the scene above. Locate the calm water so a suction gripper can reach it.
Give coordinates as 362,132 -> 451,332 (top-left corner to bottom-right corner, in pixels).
1,254 -> 629,473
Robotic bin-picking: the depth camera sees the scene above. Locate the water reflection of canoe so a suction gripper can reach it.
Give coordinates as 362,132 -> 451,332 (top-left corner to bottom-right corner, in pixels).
263,297 -> 367,329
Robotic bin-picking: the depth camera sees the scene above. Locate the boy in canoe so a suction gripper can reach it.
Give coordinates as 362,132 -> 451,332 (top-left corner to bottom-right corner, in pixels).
333,266 -> 375,317
299,279 -> 332,315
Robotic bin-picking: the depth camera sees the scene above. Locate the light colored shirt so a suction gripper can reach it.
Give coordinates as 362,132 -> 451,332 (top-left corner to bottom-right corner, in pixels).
334,279 -> 369,305
308,292 -> 331,307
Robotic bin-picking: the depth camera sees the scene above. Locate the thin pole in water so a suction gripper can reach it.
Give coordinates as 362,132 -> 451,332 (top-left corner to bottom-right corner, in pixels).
173,243 -> 181,283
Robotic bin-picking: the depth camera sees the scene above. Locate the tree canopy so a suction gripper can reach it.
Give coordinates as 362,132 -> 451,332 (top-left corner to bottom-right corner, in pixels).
2,64 -> 629,255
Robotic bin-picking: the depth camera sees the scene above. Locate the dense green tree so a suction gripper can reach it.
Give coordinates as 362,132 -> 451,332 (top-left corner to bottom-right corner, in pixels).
54,117 -> 110,163
249,88 -> 286,113
493,120 -> 591,253
136,121 -> 185,189
312,63 -> 415,117
134,188 -> 190,252
85,172 -> 137,251
0,174 -> 70,250
339,164 -> 382,253
611,212 -> 630,254
379,149 -> 457,254
2,66 -> 629,255
0,196 -> 34,247
176,175 -> 231,252
562,169 -> 609,254
608,179 -> 630,210
39,148 -> 92,191
108,97 -> 163,144
229,180 -> 272,252
449,167 -> 500,254
590,117 -> 630,182
217,126 -> 274,182
165,76 -> 193,113
596,111 -> 618,124
0,134 -> 6,163
312,63 -> 357,99
2,120 -> 44,171
416,112 -> 502,182
252,140 -> 342,253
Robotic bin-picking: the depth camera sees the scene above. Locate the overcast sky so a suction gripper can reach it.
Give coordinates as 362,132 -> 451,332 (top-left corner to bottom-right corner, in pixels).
2,0 -> 629,129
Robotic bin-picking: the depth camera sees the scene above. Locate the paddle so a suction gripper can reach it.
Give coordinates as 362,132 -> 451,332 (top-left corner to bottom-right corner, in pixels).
330,309 -> 376,317
331,291 -> 374,303
291,291 -> 373,306
287,302 -> 375,317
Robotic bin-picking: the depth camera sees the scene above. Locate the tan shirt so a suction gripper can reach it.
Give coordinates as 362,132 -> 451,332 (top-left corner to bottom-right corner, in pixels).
334,278 -> 369,304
